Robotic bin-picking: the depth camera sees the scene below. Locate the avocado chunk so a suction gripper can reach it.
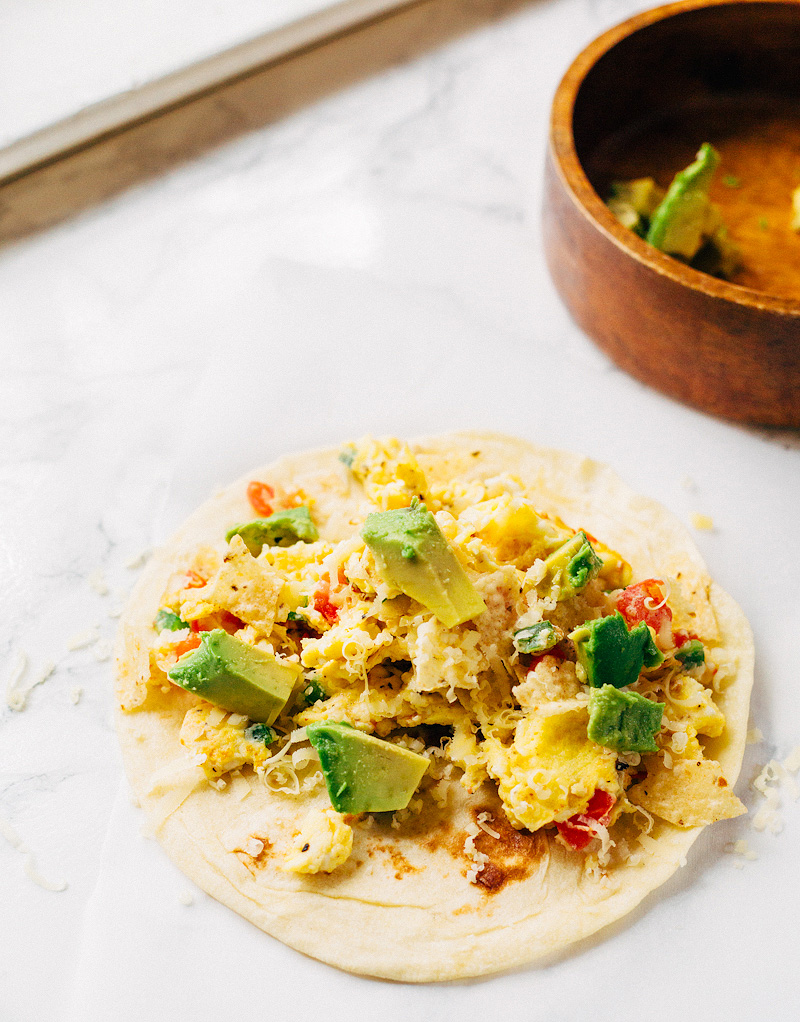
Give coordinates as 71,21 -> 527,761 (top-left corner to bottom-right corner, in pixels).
168,629 -> 301,723
570,612 -> 652,689
361,502 -> 486,628
539,531 -> 602,601
646,143 -> 720,259
675,639 -> 705,667
226,506 -> 318,556
607,177 -> 665,235
588,685 -> 664,754
641,626 -> 665,669
306,721 -> 429,814
513,620 -> 564,655
154,608 -> 189,632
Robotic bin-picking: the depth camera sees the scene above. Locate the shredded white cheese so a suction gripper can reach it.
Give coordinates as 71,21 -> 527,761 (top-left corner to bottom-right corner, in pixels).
5,650 -> 29,710
108,589 -> 129,618
93,640 -> 112,662
747,727 -> 764,745
177,889 -> 194,906
0,814 -> 67,892
728,838 -> 758,861
124,549 -> 151,570
464,822 -> 490,884
87,569 -> 109,596
69,686 -> 83,705
476,812 -> 500,839
6,656 -> 56,712
751,761 -> 785,834
67,627 -> 100,651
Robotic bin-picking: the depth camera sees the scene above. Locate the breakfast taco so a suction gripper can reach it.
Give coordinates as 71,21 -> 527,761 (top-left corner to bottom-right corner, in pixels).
115,433 -> 754,981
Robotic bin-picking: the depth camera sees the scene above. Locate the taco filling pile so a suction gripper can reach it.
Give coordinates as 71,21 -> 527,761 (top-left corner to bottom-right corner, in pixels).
123,436 -> 745,889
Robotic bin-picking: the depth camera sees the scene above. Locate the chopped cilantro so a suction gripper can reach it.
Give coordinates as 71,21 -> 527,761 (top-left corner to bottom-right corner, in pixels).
154,608 -> 189,632
245,723 -> 277,745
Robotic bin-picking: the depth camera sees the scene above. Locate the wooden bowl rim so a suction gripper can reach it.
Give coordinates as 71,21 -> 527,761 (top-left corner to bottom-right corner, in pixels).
550,0 -> 800,316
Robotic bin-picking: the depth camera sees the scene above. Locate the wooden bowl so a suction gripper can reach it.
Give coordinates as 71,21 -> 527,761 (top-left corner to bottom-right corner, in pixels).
543,0 -> 800,426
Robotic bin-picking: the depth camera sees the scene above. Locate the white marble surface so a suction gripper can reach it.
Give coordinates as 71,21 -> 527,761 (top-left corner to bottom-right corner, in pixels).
2,0 -> 799,1019
0,0 -> 399,151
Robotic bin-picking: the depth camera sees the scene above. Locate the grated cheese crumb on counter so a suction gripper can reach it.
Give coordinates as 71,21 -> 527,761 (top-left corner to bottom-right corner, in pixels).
6,657 -> 56,712
0,814 -> 67,892
681,475 -> 696,492
728,838 -> 758,861
177,889 -> 194,906
5,650 -> 29,710
88,569 -> 109,596
124,549 -> 152,570
67,627 -> 100,651
691,513 -> 715,531
93,640 -> 112,662
746,727 -> 764,745
748,756 -> 800,834
70,686 -> 83,705
108,589 -> 129,618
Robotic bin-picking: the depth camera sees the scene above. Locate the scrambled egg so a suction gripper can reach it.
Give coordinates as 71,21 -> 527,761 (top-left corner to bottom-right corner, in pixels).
283,808 -> 353,874
179,704 -> 273,778
484,703 -> 620,831
151,436 -> 743,875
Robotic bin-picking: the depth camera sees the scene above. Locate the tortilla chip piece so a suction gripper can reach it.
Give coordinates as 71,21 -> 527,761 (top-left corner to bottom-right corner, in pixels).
179,534 -> 281,635
115,623 -> 152,710
629,756 -> 745,827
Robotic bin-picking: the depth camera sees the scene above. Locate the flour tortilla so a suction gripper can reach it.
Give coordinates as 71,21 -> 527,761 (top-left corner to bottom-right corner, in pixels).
115,432 -> 754,981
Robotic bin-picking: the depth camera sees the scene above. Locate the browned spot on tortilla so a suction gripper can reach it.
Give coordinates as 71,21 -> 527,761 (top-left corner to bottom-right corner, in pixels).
475,863 -> 505,891
468,806 -> 548,895
235,837 -> 273,877
368,841 -> 421,880
420,819 -> 455,854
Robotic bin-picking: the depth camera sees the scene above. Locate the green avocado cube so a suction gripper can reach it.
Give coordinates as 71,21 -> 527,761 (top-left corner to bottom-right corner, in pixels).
226,506 -> 318,556
154,608 -> 189,632
570,612 -> 650,689
361,502 -> 486,628
646,143 -> 720,259
540,531 -> 602,601
513,620 -> 564,655
168,629 -> 301,723
588,685 -> 664,753
675,639 -> 705,667
639,624 -> 665,669
306,721 -> 429,814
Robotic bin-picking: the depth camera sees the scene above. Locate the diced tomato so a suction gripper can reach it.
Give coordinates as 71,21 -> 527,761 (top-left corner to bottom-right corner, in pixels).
191,611 -> 243,635
556,789 -> 616,851
313,579 -> 339,624
184,570 -> 206,589
527,650 -> 565,672
247,480 -> 274,517
616,579 -> 672,635
173,634 -> 201,658
672,629 -> 698,649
